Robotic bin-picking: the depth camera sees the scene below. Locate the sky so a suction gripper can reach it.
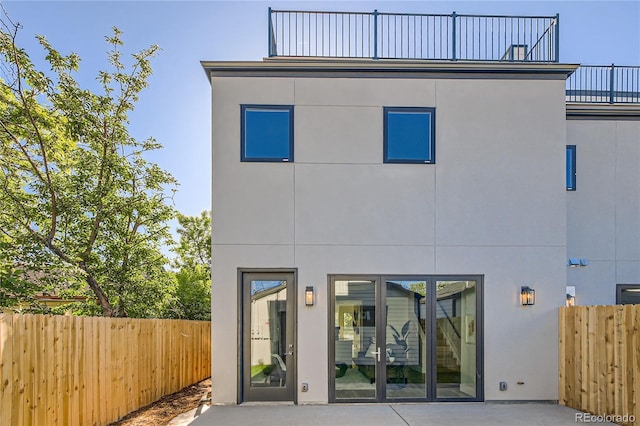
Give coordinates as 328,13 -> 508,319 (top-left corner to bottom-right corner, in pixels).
1,0 -> 639,221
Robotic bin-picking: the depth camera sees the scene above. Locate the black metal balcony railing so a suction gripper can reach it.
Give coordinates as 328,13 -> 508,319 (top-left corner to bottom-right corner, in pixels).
268,9 -> 559,62
566,65 -> 640,103
266,9 -> 640,104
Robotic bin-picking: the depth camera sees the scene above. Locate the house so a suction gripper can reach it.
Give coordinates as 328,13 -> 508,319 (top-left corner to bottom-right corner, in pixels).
1,267 -> 87,314
201,9 -> 640,405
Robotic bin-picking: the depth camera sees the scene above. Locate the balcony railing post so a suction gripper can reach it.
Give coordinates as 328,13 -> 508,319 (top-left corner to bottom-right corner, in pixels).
554,13 -> 560,62
610,63 -> 615,104
373,9 -> 379,60
268,7 -> 273,57
452,11 -> 457,61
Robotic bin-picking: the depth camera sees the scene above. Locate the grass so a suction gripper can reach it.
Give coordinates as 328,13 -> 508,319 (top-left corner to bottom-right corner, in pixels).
251,364 -> 274,378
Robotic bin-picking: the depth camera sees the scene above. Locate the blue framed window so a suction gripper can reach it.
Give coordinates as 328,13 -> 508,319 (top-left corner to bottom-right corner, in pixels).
241,105 -> 293,162
384,107 -> 435,164
566,145 -> 576,191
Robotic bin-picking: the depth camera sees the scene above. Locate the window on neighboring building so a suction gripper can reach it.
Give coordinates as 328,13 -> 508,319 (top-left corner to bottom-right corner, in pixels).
566,145 -> 576,191
384,107 -> 435,163
616,284 -> 640,305
241,105 -> 293,162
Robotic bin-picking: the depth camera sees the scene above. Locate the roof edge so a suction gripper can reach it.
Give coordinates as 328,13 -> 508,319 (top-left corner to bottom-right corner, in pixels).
201,59 -> 579,80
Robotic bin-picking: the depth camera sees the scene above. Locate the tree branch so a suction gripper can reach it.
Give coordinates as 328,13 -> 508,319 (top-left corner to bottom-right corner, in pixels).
8,31 -> 59,245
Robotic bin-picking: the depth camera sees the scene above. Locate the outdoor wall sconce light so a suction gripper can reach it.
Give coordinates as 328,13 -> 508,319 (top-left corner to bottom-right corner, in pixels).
305,286 -> 314,306
521,286 -> 535,306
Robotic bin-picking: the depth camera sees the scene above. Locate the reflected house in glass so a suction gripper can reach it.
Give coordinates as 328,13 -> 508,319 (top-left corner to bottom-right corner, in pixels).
249,281 -> 287,387
203,7 -> 640,405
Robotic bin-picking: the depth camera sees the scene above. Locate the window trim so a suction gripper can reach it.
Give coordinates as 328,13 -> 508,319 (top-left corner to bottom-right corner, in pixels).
383,106 -> 436,164
566,145 -> 576,191
240,104 -> 294,162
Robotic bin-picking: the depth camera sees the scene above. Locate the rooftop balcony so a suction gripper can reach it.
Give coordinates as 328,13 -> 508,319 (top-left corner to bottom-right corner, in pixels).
267,9 -> 639,104
268,9 -> 559,62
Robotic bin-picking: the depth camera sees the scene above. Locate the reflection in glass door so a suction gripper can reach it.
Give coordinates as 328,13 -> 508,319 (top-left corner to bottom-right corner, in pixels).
333,279 -> 377,400
384,280 -> 427,399
435,280 -> 477,399
330,275 -> 482,402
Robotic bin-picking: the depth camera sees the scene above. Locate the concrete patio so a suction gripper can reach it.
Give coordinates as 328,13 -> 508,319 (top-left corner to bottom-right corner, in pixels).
182,402 -> 614,426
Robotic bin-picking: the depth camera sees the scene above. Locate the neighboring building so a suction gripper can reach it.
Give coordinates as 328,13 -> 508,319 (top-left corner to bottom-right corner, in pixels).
566,100 -> 640,307
202,9 -> 640,405
1,294 -> 87,314
1,268 -> 87,314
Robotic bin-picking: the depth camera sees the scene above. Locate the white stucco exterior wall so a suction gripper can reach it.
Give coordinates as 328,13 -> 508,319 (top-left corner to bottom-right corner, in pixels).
567,118 -> 640,305
208,62 -> 572,404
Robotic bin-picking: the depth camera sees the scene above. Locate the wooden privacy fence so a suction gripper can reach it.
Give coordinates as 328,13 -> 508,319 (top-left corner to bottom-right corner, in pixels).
0,314 -> 211,426
559,305 -> 640,426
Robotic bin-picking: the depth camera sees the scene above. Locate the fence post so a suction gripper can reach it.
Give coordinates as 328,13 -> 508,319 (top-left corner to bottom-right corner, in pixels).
268,7 -> 273,57
452,11 -> 457,61
609,63 -> 615,104
373,10 -> 379,60
554,13 -> 560,62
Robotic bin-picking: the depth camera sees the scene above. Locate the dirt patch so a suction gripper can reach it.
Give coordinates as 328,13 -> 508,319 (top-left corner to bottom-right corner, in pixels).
109,378 -> 211,426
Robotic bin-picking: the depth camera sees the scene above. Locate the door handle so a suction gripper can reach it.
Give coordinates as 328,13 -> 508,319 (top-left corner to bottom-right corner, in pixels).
370,347 -> 381,362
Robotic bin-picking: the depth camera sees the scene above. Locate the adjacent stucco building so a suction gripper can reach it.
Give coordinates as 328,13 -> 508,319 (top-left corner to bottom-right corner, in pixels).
566,106 -> 640,306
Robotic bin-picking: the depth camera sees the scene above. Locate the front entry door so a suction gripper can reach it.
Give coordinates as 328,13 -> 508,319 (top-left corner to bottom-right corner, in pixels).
241,272 -> 296,402
330,275 -> 482,402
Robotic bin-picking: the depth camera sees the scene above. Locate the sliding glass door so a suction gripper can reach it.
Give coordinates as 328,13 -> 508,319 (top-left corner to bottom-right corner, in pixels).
329,275 -> 482,403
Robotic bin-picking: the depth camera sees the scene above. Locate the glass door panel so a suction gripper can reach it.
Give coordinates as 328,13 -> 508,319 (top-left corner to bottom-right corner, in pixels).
435,280 -> 477,399
385,280 -> 427,399
334,280 -> 377,400
242,273 -> 295,402
249,280 -> 288,388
